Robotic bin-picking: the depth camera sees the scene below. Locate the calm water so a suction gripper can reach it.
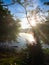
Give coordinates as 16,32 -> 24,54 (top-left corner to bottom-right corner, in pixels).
0,33 -> 49,49
11,33 -> 49,49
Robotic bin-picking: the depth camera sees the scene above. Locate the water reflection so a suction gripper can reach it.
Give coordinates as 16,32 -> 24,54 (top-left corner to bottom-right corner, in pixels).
1,33 -> 49,50
18,33 -> 49,49
19,33 -> 36,43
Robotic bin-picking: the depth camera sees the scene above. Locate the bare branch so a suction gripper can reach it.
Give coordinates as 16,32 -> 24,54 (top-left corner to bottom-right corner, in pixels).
1,3 -> 15,6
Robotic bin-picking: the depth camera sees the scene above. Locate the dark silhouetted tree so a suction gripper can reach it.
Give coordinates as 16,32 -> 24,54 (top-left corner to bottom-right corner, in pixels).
0,3 -> 20,42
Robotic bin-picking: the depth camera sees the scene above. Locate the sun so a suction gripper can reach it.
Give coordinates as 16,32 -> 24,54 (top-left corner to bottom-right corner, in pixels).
20,17 -> 37,29
29,17 -> 37,27
30,19 -> 37,26
20,18 -> 31,29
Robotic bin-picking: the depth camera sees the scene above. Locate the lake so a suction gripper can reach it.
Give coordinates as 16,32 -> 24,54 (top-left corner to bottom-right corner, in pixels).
11,33 -> 49,49
0,33 -> 49,50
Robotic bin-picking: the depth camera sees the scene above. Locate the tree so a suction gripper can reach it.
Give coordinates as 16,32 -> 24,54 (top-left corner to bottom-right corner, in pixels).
44,2 -> 49,5
12,0 -> 49,44
0,0 -> 47,65
20,42 -> 44,65
0,3 -> 20,42
37,9 -> 49,44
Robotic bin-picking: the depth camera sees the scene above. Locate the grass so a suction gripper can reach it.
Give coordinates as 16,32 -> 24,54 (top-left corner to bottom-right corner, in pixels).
43,48 -> 49,54
0,57 -> 22,65
0,57 -> 17,65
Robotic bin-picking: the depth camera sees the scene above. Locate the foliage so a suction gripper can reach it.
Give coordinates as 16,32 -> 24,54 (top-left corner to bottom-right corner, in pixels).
0,57 -> 16,65
0,4 -> 20,42
43,48 -> 49,54
20,42 -> 44,65
37,10 -> 49,44
12,0 -> 49,45
0,0 -> 49,65
44,2 -> 49,5
38,23 -> 49,44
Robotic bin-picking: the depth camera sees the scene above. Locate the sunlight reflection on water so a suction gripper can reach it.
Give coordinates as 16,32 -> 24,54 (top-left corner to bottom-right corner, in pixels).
18,33 -> 49,49
19,33 -> 37,45
1,33 -> 49,50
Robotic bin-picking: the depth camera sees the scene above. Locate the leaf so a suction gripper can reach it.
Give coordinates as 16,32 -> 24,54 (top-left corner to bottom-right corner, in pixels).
44,2 -> 49,5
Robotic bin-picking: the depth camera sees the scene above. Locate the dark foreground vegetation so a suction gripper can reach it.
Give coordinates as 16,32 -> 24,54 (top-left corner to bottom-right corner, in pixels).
0,43 -> 49,65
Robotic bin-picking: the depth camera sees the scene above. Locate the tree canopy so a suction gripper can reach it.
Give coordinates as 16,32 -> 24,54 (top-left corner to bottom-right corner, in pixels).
0,0 -> 49,44
0,3 -> 20,42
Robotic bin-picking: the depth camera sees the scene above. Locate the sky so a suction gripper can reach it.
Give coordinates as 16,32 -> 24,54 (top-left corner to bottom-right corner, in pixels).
3,0 -> 49,12
3,0 -> 49,29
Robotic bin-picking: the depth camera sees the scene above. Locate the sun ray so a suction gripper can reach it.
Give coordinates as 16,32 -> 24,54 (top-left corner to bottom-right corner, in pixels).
36,27 -> 48,42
